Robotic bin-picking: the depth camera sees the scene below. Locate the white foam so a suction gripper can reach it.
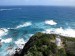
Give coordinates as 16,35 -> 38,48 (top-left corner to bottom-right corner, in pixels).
43,29 -> 51,34
0,9 -> 13,11
42,28 -> 55,34
30,34 -> 34,37
54,28 -> 75,37
0,28 -> 8,37
16,22 -> 32,29
45,20 -> 57,25
0,8 -> 21,11
43,27 -> 75,37
15,38 -> 26,49
7,49 -> 15,56
1,38 -> 12,43
55,27 -> 64,34
63,29 -> 75,37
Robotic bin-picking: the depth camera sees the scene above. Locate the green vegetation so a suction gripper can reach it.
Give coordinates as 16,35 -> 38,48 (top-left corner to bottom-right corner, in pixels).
19,32 -> 75,56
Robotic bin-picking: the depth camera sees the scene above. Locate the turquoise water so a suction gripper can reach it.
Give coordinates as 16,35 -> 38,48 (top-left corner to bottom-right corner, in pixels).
0,6 -> 75,56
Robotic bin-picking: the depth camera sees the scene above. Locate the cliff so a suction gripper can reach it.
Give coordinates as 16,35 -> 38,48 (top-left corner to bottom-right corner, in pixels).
14,32 -> 75,56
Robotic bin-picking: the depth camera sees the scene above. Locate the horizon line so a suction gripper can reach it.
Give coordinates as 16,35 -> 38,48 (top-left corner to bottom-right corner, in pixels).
0,5 -> 75,7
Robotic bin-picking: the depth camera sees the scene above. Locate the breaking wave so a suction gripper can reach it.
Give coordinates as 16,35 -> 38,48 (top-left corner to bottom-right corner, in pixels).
1,38 -> 12,43
42,27 -> 75,37
0,28 -> 8,37
45,20 -> 57,25
16,22 -> 32,29
15,38 -> 26,49
0,9 -> 13,11
0,8 -> 21,11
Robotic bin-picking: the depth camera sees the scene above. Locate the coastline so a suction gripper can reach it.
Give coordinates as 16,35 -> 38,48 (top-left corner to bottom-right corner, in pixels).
18,32 -> 75,56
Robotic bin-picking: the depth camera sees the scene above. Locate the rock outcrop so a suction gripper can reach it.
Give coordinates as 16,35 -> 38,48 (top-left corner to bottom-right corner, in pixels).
14,32 -> 75,56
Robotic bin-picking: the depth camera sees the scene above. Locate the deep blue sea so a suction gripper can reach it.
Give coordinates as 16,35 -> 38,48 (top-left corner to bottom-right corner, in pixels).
0,6 -> 75,56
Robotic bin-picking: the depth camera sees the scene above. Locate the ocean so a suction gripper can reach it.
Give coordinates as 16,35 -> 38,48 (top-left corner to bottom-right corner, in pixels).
0,6 -> 75,56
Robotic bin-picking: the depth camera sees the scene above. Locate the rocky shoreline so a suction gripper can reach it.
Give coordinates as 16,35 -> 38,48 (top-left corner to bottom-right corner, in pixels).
14,32 -> 75,56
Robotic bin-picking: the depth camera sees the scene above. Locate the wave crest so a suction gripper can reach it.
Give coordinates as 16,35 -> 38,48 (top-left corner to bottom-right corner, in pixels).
1,38 -> 12,43
45,20 -> 57,25
0,8 -> 22,11
43,27 -> 75,37
16,22 -> 32,29
0,28 -> 8,37
15,38 -> 26,49
0,9 -> 13,11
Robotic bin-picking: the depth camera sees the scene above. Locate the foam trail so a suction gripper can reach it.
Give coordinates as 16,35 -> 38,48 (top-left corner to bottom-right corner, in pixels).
0,9 -> 13,11
16,22 -> 32,29
15,38 -> 26,49
45,20 -> 57,25
0,8 -> 22,11
0,28 -> 8,37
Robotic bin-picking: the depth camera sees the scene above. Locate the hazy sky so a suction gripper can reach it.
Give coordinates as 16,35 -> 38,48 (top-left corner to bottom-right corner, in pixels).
0,0 -> 75,6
